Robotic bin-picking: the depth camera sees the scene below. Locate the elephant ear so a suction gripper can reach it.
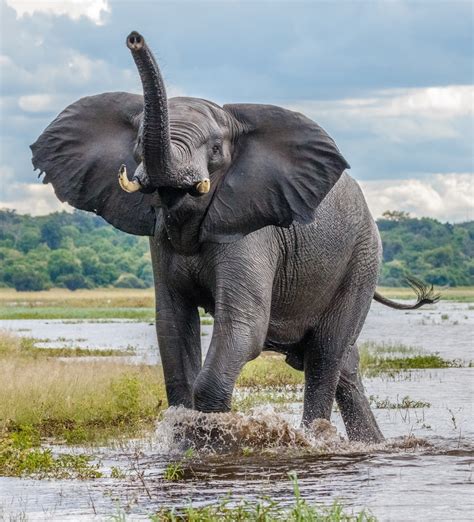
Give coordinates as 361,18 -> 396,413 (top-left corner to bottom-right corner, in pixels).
200,103 -> 349,243
31,92 -> 158,236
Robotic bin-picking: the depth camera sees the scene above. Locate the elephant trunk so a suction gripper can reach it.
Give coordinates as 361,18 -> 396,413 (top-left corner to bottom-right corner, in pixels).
126,31 -> 175,188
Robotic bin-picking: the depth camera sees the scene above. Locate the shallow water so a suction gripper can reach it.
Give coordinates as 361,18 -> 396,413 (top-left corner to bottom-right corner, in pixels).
0,301 -> 473,521
1,301 -> 473,362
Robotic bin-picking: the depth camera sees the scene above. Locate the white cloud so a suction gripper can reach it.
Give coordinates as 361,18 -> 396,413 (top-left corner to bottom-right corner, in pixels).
0,183 -> 72,215
360,173 -> 474,222
5,0 -> 110,25
0,165 -> 72,215
288,85 -> 473,143
18,94 -> 53,112
339,85 -> 473,119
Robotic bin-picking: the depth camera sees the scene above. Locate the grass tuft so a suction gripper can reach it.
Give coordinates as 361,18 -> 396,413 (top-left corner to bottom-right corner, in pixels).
0,331 -> 166,443
359,342 -> 459,375
0,426 -> 101,479
152,472 -> 376,521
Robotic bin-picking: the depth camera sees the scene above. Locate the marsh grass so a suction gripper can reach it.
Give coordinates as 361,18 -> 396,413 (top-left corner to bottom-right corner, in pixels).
153,473 -> 376,521
369,395 -> 431,409
0,306 -> 156,320
0,335 -> 135,358
0,426 -> 101,478
359,342 -> 459,375
0,331 -> 166,443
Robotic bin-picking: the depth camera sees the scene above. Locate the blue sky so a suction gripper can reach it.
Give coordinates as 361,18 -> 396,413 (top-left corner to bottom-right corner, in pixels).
0,0 -> 472,221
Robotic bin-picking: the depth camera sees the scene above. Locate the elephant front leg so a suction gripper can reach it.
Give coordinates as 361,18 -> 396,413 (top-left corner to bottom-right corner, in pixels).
192,285 -> 271,412
156,296 -> 201,409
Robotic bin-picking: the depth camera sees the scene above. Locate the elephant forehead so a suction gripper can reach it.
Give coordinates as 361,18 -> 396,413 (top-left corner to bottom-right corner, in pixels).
169,97 -> 232,131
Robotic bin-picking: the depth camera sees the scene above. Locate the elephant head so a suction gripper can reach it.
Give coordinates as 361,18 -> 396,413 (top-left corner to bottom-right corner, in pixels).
31,31 -> 349,251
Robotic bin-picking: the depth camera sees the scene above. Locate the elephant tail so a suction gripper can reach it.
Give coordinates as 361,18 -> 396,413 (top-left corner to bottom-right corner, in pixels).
373,276 -> 440,310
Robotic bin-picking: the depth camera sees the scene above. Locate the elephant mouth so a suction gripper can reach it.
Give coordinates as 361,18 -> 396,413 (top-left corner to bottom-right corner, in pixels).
118,164 -> 210,196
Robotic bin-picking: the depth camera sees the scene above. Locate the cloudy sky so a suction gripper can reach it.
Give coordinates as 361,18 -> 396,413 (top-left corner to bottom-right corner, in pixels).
0,0 -> 472,221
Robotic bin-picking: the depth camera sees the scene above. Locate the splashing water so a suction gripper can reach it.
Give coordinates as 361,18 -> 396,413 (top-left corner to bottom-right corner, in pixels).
153,406 -> 430,456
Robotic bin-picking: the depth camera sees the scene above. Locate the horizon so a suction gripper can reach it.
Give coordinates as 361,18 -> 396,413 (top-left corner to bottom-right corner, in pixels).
0,0 -> 473,222
1,206 -> 473,227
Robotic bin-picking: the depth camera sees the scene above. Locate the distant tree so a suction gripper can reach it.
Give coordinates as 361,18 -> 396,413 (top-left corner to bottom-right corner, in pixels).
9,265 -> 50,291
1,209 -> 471,290
17,228 -> 41,253
382,210 -> 411,221
48,249 -> 82,282
56,274 -> 90,291
114,273 -> 147,289
41,220 -> 63,249
138,263 -> 154,287
423,246 -> 455,269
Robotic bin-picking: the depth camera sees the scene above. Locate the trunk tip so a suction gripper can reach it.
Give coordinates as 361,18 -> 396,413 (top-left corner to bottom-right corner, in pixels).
126,31 -> 145,51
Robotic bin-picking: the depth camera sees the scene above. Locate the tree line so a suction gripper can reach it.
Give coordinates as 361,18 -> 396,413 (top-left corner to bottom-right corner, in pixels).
0,209 -> 472,291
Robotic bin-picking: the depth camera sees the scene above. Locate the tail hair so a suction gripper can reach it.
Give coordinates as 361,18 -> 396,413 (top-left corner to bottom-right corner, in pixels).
405,276 -> 440,306
373,276 -> 440,310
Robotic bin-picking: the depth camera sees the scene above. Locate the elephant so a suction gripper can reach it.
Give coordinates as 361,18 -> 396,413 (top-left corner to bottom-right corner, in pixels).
31,31 -> 438,443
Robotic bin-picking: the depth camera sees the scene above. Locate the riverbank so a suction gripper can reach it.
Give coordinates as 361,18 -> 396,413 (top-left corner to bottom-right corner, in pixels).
0,286 -> 472,321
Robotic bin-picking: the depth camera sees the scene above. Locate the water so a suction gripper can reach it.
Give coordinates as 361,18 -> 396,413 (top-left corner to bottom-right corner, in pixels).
0,301 -> 473,521
1,301 -> 472,363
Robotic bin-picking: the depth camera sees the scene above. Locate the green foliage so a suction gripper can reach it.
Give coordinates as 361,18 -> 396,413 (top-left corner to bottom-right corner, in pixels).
0,209 -> 151,290
1,208 -> 472,290
378,212 -> 473,286
114,273 -> 147,289
0,427 -> 102,478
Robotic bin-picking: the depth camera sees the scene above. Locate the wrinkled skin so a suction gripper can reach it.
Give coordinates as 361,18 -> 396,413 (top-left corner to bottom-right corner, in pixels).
31,32 -> 436,443
154,172 -> 383,442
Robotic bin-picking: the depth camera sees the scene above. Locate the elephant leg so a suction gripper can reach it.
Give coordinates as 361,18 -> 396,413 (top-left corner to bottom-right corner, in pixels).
302,271 -> 375,431
336,344 -> 384,443
192,277 -> 272,412
155,291 -> 201,409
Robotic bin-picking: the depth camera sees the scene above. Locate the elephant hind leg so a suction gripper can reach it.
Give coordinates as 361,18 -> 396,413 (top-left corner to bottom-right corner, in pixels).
336,344 -> 384,443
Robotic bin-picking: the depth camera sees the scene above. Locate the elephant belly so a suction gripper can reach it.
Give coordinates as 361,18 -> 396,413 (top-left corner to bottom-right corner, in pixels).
266,228 -> 350,344
265,175 -> 376,344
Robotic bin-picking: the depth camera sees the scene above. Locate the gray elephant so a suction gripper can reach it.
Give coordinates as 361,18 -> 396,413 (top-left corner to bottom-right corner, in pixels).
31,32 -> 437,443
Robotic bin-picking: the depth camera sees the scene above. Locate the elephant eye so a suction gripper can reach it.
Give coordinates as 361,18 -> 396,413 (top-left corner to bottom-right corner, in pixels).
212,144 -> 220,154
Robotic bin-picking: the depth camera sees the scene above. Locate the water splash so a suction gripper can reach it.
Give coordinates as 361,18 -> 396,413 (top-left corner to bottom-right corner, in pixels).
152,406 -> 429,455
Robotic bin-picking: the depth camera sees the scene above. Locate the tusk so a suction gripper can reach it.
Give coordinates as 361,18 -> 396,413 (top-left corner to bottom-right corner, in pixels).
118,164 -> 141,193
195,178 -> 210,194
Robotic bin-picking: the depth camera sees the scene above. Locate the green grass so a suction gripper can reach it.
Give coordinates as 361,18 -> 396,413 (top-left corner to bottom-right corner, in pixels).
163,461 -> 185,481
359,342 -> 460,375
0,335 -> 135,358
0,306 -> 156,320
152,473 -> 376,521
0,426 -> 101,479
0,331 -> 166,444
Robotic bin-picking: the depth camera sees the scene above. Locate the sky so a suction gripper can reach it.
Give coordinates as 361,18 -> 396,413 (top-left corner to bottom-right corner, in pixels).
0,0 -> 472,222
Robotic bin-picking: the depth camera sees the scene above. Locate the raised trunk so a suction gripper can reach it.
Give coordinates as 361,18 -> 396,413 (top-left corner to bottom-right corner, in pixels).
126,31 -> 173,187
